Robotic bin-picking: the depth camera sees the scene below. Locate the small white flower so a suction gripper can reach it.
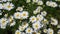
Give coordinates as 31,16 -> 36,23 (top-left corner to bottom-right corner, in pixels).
37,14 -> 44,21
25,27 -> 33,34
47,28 -> 54,34
0,18 -> 8,29
51,17 -> 58,25
18,26 -> 25,31
36,6 -> 43,13
37,1 -> 43,5
4,2 -> 14,11
33,10 -> 38,14
15,30 -> 21,34
16,7 -> 23,11
0,18 -> 8,26
30,16 -> 36,23
46,1 -> 51,6
33,6 -> 43,14
43,29 -> 47,33
46,1 -> 58,7
14,12 -> 21,19
42,19 -> 48,25
10,21 -> 16,26
32,21 -> 41,30
50,2 -> 58,7
26,0 -> 31,3
41,11 -> 47,16
21,11 -> 29,19
22,22 -> 29,28
8,16 -> 16,26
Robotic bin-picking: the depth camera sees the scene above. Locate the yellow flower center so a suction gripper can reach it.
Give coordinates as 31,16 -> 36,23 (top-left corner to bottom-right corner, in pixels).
35,24 -> 38,28
23,13 -> 26,16
36,18 -> 39,21
7,5 -> 11,8
32,18 -> 35,21
16,14 -> 19,17
50,32 -> 52,34
28,29 -> 31,32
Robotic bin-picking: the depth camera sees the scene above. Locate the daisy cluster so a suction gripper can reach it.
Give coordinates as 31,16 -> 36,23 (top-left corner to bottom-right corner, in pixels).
0,0 -> 60,34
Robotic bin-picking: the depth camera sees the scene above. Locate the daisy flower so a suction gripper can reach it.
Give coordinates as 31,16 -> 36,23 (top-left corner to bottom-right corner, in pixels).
46,1 -> 51,6
22,22 -> 29,28
33,6 -> 43,14
42,19 -> 49,25
32,21 -> 42,30
4,2 -> 14,11
14,12 -> 22,19
0,18 -> 8,26
43,29 -> 47,33
36,14 -> 44,21
37,1 -> 43,5
25,27 -> 33,34
36,6 -> 43,13
8,16 -> 16,26
0,18 -> 8,29
18,26 -> 25,31
21,11 -> 29,19
51,17 -> 58,25
46,1 -> 58,7
30,16 -> 36,23
50,2 -> 58,7
16,7 -> 23,11
41,11 -> 47,16
33,10 -> 38,14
